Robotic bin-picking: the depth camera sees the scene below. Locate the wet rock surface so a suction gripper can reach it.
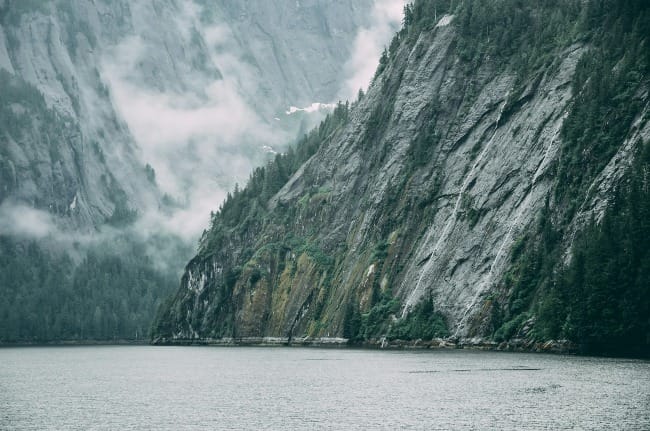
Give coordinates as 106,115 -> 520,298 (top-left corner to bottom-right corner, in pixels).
156,9 -> 647,349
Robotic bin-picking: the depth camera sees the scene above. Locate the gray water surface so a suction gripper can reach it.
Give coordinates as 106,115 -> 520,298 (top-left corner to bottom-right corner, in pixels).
1,346 -> 648,430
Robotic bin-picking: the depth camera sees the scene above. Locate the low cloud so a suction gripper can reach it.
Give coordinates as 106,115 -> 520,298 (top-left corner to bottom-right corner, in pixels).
2,0 -> 403,282
100,2 -> 287,242
339,0 -> 407,100
0,199 -> 190,275
99,0 -> 404,244
0,201 -> 57,239
3,1 -> 402,255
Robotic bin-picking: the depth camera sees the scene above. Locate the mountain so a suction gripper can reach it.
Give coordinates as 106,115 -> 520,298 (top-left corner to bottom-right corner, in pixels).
0,0 -> 381,342
153,0 -> 650,357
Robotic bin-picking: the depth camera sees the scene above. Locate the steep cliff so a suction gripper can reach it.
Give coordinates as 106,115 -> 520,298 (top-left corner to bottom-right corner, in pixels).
154,0 -> 650,354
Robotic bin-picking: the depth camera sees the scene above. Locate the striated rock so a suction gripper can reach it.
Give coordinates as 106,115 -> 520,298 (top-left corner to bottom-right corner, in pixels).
154,3 -> 648,349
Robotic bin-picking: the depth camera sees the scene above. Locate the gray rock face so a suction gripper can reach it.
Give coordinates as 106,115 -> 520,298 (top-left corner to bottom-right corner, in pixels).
274,26 -> 585,337
204,0 -> 375,112
0,0 -> 374,235
157,14 -> 645,342
392,44 -> 587,336
0,2 -> 152,230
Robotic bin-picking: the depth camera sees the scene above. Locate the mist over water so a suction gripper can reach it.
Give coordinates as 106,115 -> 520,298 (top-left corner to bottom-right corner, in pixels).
1,347 -> 648,430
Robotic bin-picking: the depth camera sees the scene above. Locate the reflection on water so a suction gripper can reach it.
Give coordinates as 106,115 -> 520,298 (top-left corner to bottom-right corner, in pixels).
1,346 -> 648,430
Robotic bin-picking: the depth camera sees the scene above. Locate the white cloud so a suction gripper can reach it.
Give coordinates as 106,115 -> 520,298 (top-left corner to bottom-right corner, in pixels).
92,0 -> 402,245
99,3 -> 286,241
0,201 -> 56,239
339,0 -> 407,100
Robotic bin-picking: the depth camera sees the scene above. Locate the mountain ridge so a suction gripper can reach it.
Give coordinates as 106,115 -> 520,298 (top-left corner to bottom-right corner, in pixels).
153,0 -> 650,356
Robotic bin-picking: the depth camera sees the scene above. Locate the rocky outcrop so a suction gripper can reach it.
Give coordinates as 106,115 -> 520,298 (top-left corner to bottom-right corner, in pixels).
154,4 -> 649,346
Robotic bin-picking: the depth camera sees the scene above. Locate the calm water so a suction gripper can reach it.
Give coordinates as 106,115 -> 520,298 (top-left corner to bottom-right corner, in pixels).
0,346 -> 648,430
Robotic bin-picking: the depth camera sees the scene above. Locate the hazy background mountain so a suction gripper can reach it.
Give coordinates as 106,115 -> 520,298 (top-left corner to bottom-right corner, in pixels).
0,0 -> 405,341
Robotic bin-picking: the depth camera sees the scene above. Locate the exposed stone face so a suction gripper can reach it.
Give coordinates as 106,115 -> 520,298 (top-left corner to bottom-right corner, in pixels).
157,15 -> 645,343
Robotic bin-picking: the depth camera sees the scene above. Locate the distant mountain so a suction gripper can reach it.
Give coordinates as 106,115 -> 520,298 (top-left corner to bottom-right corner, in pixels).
0,0 -> 378,342
154,0 -> 650,357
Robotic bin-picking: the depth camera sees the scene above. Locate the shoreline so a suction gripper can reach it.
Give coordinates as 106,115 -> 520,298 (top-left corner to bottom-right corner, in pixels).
150,336 -> 580,355
149,337 -> 649,359
0,339 -> 150,347
0,336 -> 572,352
3,337 -> 647,359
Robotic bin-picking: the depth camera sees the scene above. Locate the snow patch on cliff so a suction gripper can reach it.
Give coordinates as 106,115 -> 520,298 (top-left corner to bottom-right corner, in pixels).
286,102 -> 336,115
436,14 -> 454,27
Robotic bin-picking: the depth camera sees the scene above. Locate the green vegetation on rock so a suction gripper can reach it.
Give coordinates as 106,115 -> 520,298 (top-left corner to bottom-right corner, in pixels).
154,0 -> 650,356
490,1 -> 650,356
495,141 -> 650,356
